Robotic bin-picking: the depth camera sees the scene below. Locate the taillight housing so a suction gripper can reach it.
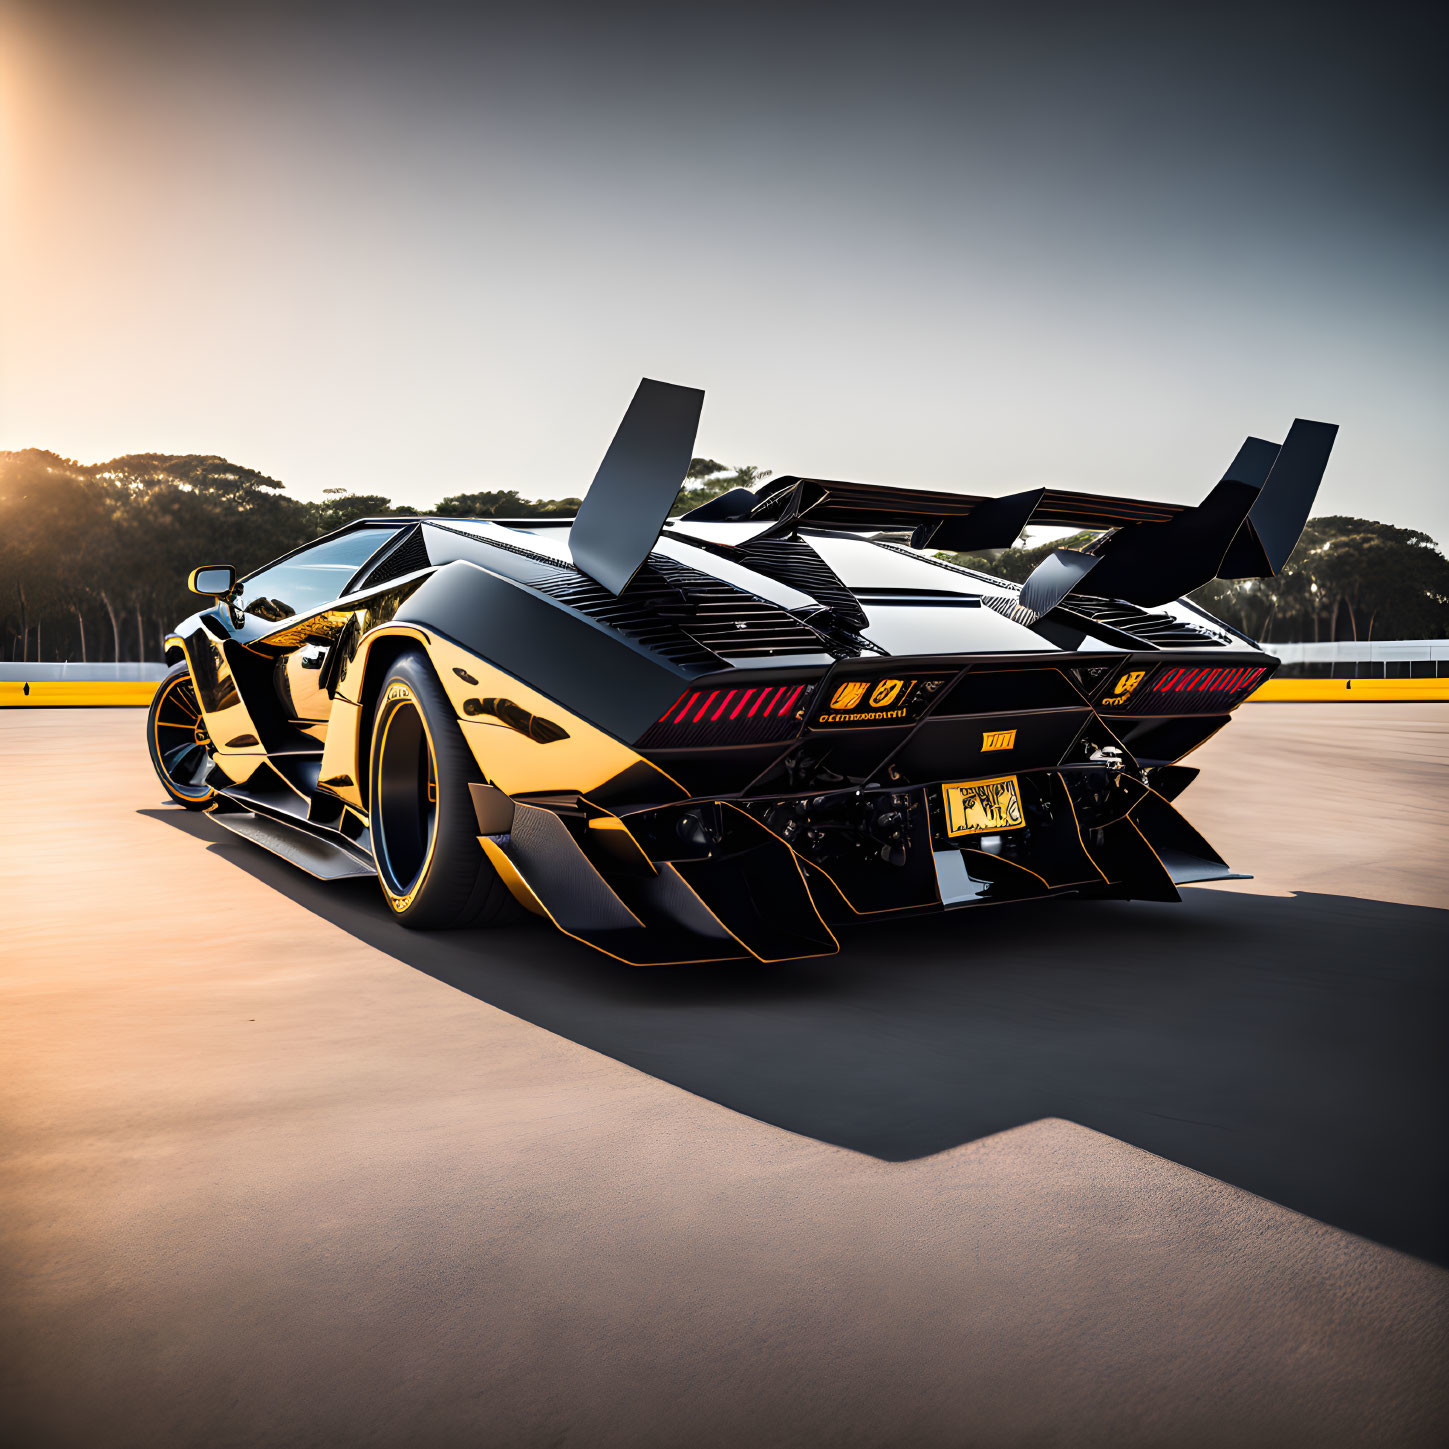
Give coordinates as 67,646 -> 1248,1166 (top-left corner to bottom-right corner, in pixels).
639,680 -> 818,747
1151,664 -> 1267,697
1097,660 -> 1270,715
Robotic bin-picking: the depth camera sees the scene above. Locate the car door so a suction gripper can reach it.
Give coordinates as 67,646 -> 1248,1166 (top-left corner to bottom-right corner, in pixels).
232,526 -> 404,740
184,528 -> 403,785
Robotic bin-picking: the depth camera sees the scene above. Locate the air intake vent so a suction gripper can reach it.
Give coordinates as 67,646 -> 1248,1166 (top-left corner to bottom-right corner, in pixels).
735,537 -> 868,629
423,523 -> 829,670
528,554 -> 829,668
356,526 -> 431,589
655,555 -> 834,660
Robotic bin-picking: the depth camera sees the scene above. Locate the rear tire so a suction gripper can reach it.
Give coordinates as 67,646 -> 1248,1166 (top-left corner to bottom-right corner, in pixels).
368,650 -> 519,930
147,664 -> 217,809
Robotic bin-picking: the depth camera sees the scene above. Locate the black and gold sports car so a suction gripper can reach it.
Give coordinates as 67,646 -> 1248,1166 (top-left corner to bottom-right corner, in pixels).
150,379 -> 1335,964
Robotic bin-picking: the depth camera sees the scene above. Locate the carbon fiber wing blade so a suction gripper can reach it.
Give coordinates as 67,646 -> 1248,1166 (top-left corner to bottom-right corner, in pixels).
569,378 -> 705,595
919,488 -> 1046,551
1223,419 -> 1337,578
1034,425 -> 1332,609
1015,547 -> 1103,620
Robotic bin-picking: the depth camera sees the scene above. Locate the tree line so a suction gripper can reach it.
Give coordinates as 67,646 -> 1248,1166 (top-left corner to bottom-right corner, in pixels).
0,450 -> 763,662
2,446 -> 1444,662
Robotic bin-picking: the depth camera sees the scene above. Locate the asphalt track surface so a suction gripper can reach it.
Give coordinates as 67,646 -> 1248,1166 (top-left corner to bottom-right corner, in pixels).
3,704 -> 1447,1447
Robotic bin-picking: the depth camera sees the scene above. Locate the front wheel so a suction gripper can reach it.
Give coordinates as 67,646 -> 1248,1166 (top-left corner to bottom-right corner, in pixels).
147,664 -> 217,808
368,650 -> 519,930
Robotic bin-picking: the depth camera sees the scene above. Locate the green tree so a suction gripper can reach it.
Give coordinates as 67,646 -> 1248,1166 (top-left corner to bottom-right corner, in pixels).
431,489 -> 580,519
1191,518 -> 1449,641
309,490 -> 412,535
669,461 -> 773,516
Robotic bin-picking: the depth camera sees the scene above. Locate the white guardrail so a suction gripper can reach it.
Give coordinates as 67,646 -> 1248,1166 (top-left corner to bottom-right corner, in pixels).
1269,640 -> 1449,678
0,664 -> 169,681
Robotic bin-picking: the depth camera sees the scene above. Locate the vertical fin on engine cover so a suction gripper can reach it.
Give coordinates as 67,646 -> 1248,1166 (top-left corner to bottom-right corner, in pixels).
569,377 -> 705,595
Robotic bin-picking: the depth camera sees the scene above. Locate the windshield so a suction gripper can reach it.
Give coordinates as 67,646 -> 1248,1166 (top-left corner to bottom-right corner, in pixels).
234,527 -> 400,623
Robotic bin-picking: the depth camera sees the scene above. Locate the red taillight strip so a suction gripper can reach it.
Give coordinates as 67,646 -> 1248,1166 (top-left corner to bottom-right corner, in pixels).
775,684 -> 805,717
1154,663 -> 1267,694
649,680 -> 818,738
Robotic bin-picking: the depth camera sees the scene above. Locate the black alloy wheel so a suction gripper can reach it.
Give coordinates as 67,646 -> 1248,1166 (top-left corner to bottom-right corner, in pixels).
368,650 -> 519,929
147,664 -> 217,808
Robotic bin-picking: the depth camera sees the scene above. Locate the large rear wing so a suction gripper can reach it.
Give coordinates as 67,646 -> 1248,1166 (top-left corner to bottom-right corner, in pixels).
687,420 -> 1337,611
565,378 -> 1335,612
1014,420 -> 1337,613
737,475 -> 1186,543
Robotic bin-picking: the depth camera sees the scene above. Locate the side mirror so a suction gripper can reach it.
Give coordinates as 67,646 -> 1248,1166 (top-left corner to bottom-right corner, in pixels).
188,564 -> 236,598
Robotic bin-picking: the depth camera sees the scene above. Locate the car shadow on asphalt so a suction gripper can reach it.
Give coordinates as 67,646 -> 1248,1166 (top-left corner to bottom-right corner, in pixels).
146,807 -> 1449,1267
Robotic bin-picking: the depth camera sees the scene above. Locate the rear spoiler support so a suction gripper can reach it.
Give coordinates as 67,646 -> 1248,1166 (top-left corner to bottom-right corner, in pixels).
1014,419 -> 1337,615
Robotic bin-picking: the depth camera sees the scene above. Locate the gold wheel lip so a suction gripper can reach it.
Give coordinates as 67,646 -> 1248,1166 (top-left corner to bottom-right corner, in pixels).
153,671 -> 216,800
372,684 -> 441,912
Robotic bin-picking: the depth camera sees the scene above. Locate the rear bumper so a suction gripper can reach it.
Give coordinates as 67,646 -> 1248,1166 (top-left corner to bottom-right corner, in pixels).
479,765 -> 1239,965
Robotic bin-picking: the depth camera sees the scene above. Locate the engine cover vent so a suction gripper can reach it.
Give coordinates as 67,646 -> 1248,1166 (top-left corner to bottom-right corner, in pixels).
530,554 -> 829,668
736,537 -> 869,630
1058,596 -> 1227,648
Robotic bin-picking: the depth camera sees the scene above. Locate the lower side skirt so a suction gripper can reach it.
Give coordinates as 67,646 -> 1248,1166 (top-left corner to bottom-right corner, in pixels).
208,809 -> 375,881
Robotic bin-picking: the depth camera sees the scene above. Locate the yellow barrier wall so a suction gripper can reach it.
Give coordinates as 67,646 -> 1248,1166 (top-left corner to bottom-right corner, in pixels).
3,677 -> 1446,708
0,681 -> 162,707
1247,678 -> 1449,702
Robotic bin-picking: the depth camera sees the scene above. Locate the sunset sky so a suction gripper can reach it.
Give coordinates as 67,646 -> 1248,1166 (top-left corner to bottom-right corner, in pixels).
2,1 -> 1444,540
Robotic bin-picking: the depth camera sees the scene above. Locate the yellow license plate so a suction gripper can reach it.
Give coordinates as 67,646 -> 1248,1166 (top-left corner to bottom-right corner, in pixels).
942,774 -> 1025,836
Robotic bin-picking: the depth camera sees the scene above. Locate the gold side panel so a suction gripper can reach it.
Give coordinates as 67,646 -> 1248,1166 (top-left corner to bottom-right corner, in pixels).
427,635 -> 687,804
181,631 -> 269,784
333,623 -> 433,706
315,624 -> 685,814
458,720 -> 680,802
317,697 -> 365,809
258,580 -> 429,664
254,607 -> 356,652
313,624 -> 434,809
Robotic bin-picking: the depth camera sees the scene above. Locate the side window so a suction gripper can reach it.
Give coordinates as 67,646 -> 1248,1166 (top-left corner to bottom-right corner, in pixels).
235,527 -> 399,623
